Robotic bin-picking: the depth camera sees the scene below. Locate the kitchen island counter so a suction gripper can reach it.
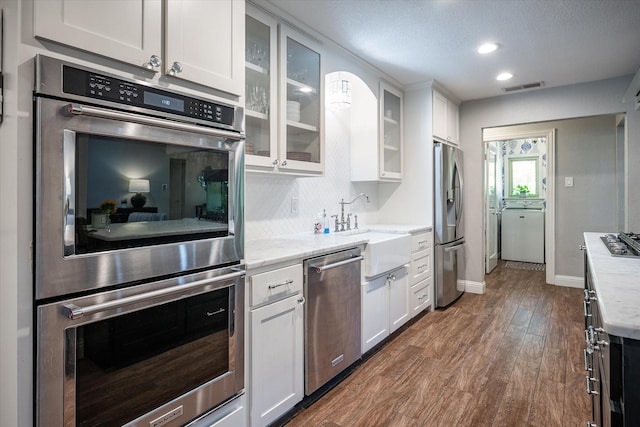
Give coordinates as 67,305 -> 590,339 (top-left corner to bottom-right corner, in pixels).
584,232 -> 640,339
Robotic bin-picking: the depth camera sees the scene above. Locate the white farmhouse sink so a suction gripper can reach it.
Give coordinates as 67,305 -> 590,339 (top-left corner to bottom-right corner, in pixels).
364,232 -> 411,278
334,228 -> 371,236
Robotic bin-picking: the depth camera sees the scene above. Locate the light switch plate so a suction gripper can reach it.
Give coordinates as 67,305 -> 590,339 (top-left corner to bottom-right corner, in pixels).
565,176 -> 574,187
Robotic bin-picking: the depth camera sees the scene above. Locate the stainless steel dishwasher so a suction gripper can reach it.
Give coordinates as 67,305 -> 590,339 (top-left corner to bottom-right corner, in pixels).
304,247 -> 363,395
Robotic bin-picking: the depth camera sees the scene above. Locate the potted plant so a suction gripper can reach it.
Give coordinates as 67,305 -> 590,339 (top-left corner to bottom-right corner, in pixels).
92,199 -> 118,229
514,184 -> 530,198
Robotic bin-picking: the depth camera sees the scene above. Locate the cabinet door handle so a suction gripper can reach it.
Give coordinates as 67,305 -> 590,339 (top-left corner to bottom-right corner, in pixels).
206,308 -> 226,316
144,54 -> 162,70
417,264 -> 428,272
583,289 -> 596,302
297,296 -> 306,305
168,61 -> 183,76
585,376 -> 599,395
583,300 -> 592,318
268,279 -> 293,290
583,348 -> 593,372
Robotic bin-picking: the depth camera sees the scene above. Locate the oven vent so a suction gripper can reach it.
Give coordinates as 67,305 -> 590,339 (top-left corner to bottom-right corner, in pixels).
502,81 -> 545,93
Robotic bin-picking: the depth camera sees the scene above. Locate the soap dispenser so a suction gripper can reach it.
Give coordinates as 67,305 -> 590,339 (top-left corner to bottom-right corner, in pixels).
323,209 -> 330,234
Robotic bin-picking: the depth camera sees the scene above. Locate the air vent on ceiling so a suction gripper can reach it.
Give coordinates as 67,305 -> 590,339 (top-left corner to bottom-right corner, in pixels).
502,81 -> 545,93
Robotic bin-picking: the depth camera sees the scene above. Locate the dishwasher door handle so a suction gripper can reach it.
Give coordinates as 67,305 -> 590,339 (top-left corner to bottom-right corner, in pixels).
309,255 -> 364,273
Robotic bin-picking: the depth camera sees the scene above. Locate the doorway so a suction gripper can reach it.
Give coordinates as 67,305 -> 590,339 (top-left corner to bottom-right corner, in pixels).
483,128 -> 555,285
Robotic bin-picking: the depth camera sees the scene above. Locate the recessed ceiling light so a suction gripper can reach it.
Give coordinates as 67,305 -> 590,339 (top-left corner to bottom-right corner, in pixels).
496,72 -> 514,81
477,43 -> 498,54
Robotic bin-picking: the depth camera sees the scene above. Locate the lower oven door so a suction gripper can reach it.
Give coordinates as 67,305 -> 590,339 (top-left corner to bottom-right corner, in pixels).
36,266 -> 244,427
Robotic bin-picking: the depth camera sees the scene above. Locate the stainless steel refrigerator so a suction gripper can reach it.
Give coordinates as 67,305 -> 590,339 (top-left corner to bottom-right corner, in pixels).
434,142 -> 465,308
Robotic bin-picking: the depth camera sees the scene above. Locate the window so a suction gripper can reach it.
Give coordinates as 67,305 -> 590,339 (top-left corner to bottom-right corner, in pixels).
509,157 -> 539,197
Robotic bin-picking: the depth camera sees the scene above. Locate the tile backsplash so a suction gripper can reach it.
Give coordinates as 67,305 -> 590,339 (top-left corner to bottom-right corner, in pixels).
245,109 -> 378,240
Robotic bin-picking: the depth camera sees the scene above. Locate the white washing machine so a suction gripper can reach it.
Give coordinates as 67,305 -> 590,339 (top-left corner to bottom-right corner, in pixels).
501,200 -> 545,263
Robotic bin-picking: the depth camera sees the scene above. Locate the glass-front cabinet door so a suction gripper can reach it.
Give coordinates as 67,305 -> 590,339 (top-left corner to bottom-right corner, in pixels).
379,81 -> 403,180
245,8 -> 278,169
278,25 -> 323,174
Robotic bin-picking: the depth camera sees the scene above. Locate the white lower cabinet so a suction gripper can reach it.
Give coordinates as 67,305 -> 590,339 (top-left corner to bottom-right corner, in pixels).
389,267 -> 410,333
409,231 -> 433,317
362,274 -> 389,354
410,279 -> 431,318
249,264 -> 304,427
361,266 -> 409,353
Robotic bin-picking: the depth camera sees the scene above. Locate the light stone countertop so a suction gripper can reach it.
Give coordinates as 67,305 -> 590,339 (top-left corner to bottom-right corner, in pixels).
245,224 -> 430,270
584,232 -> 640,340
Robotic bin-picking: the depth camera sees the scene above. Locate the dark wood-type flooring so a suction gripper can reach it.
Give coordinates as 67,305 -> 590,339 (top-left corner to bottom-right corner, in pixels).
286,261 -> 590,426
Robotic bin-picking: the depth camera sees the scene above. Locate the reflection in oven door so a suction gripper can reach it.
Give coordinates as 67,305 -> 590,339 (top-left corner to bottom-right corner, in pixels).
36,266 -> 245,427
34,55 -> 245,301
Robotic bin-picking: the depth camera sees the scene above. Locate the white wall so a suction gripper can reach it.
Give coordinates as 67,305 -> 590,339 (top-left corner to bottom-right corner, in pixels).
486,116 -> 619,277
460,75 -> 638,284
1,1 -> 34,426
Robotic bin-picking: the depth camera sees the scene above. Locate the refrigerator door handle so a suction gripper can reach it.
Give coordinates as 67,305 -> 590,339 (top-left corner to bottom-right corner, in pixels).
455,158 -> 464,229
444,242 -> 465,253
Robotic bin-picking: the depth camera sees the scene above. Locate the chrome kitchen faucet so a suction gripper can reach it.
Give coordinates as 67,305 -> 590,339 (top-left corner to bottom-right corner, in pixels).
336,193 -> 369,231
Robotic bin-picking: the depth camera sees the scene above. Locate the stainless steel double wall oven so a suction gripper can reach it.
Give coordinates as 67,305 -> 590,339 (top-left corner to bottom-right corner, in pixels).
34,56 -> 246,427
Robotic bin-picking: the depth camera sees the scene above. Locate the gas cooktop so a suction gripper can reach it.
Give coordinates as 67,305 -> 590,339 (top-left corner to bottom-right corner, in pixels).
600,232 -> 640,257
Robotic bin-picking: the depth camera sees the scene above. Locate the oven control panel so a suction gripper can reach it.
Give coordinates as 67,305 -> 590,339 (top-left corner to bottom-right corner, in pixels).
61,65 -> 235,127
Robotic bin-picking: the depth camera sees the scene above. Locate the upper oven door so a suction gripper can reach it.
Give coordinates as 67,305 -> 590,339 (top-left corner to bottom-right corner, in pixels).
35,96 -> 245,300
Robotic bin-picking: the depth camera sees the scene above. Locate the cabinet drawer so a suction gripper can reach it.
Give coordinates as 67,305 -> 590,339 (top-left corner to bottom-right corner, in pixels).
411,280 -> 431,318
250,264 -> 303,307
411,250 -> 431,284
411,232 -> 431,253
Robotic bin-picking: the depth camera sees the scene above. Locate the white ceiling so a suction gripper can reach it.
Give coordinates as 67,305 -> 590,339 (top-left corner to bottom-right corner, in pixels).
261,0 -> 640,101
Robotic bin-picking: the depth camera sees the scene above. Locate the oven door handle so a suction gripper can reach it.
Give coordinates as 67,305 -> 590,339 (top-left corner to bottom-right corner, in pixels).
62,269 -> 245,320
64,103 -> 245,140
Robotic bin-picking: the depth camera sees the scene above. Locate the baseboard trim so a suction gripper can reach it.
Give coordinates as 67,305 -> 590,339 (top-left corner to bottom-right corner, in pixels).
459,279 -> 486,294
554,275 -> 583,288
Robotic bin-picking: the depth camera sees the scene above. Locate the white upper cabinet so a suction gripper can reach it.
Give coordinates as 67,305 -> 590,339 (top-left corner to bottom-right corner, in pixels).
349,77 -> 403,182
379,81 -> 403,180
34,0 -> 162,69
446,96 -> 460,145
34,0 -> 244,97
245,7 -> 324,175
278,25 -> 324,174
432,88 -> 459,145
432,90 -> 448,140
165,0 -> 244,96
244,7 -> 278,169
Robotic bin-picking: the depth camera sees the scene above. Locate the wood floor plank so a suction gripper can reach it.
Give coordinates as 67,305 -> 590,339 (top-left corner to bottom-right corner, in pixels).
492,359 -> 539,426
518,333 -> 545,365
421,387 -> 473,426
528,378 -> 565,426
527,313 -> 550,336
511,306 -> 534,328
385,413 -> 421,427
539,346 -> 567,384
457,376 -> 508,426
283,262 -> 591,427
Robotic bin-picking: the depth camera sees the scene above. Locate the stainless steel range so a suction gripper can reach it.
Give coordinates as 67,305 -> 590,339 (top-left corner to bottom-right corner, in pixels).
600,232 -> 640,257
